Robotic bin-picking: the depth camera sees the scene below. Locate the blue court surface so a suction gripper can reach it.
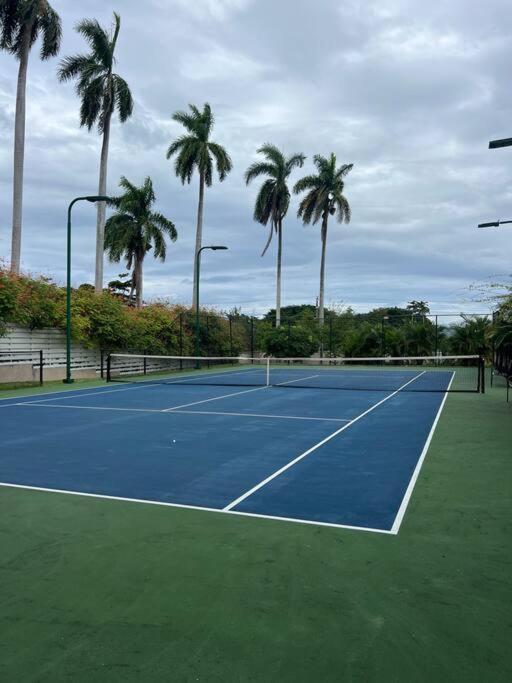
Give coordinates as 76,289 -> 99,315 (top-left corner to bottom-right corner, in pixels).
0,367 -> 453,534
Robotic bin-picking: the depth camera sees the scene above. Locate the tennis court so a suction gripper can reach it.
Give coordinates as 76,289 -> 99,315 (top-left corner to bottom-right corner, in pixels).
0,355 -> 484,533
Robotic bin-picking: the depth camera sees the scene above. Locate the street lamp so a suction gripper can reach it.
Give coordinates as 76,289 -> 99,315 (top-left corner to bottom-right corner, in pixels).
64,195 -> 111,384
477,219 -> 512,229
194,245 -> 228,366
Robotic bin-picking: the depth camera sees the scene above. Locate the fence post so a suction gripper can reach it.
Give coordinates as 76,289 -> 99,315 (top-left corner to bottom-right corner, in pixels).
229,315 -> 233,357
39,349 -> 43,385
206,315 -> 210,366
435,315 -> 439,356
329,316 -> 333,358
250,317 -> 255,362
106,354 -> 111,382
179,312 -> 184,369
100,349 -> 104,379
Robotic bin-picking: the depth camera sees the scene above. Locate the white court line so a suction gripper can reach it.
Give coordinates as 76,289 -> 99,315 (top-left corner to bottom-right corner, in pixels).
163,384 -> 269,411
17,381 -> 165,404
17,402 -> 348,423
170,409 -> 349,423
390,372 -> 455,534
0,367 -> 266,407
0,482 -> 392,534
275,374 -> 319,386
17,402 -> 162,414
223,371 -> 427,512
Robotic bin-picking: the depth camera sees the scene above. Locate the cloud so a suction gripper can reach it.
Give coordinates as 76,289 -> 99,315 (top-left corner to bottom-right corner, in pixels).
0,0 -> 510,317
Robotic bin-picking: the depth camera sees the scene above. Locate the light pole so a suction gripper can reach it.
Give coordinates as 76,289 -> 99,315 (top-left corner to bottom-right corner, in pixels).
64,195 -> 111,384
194,245 -> 228,366
381,315 -> 389,355
477,220 -> 512,229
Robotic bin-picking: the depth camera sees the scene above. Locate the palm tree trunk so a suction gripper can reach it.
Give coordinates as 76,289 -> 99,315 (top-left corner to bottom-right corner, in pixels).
128,278 -> 135,305
94,109 -> 112,293
275,219 -> 282,328
10,26 -> 32,274
192,169 -> 205,310
135,256 -> 143,308
318,213 -> 328,329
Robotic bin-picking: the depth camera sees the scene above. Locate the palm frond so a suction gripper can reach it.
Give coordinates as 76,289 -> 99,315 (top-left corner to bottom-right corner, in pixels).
253,180 -> 275,226
208,141 -> 232,181
75,18 -> 110,66
58,54 -> 95,81
293,175 -> 320,194
257,143 -> 285,168
285,153 -> 306,173
113,74 -> 133,121
38,5 -> 61,59
245,162 -> 277,185
78,76 -> 104,130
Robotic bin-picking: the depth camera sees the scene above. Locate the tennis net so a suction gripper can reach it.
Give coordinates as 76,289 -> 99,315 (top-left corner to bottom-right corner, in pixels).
106,354 -> 484,393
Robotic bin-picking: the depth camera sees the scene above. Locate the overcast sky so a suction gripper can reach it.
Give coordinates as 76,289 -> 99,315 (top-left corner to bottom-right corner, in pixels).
1,0 -> 511,315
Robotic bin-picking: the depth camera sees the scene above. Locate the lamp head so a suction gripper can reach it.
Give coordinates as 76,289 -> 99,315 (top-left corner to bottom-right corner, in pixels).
477,221 -> 499,228
85,195 -> 111,203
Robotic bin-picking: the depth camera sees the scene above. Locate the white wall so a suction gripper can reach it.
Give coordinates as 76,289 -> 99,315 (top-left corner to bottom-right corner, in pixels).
0,324 -> 103,374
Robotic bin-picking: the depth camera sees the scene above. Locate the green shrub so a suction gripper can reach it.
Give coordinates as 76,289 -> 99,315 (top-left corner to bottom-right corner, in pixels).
261,325 -> 317,357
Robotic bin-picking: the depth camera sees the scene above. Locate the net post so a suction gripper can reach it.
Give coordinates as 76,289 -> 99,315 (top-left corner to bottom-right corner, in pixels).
39,349 -> 43,385
106,354 -> 111,382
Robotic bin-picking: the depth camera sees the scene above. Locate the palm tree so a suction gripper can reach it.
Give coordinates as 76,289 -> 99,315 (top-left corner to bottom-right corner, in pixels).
104,176 -> 177,308
58,12 -> 133,294
0,0 -> 61,274
294,154 -> 353,330
245,144 -> 305,327
166,103 -> 232,308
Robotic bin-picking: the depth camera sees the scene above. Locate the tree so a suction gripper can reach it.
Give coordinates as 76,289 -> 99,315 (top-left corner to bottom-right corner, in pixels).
294,153 -> 353,333
104,177 -> 177,308
0,0 -> 61,274
407,300 -> 430,318
245,144 -> 305,327
58,12 -> 133,293
166,103 -> 232,308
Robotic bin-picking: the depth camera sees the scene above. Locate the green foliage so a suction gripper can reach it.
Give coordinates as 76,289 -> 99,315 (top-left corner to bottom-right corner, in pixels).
0,271 -> 64,331
0,269 -> 240,357
105,176 -> 177,307
260,324 -> 317,358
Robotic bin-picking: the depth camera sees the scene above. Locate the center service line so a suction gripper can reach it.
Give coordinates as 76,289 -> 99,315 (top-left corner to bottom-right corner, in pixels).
223,371 -> 426,512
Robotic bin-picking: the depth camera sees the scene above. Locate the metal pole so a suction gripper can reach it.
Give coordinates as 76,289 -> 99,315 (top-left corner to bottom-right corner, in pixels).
64,195 -> 110,384
194,249 -> 201,368
435,315 -> 438,356
64,200 -> 75,383
39,349 -> 43,385
250,317 -> 254,362
206,315 -> 210,367
179,312 -> 183,369
229,315 -> 233,357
